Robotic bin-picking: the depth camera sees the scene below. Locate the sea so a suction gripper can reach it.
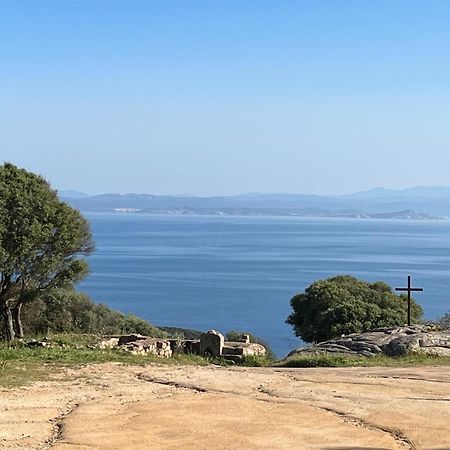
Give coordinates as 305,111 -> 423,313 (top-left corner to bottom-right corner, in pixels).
79,213 -> 450,357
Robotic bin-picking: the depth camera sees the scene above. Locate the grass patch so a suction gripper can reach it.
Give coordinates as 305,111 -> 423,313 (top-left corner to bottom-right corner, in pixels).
6,333 -> 449,389
0,341 -> 209,388
276,353 -> 450,368
239,355 -> 273,367
0,345 -> 209,366
0,359 -> 52,388
197,355 -> 274,367
46,333 -> 105,347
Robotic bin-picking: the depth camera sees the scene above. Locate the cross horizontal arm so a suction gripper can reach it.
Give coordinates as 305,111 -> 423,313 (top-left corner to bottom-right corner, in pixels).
395,288 -> 423,292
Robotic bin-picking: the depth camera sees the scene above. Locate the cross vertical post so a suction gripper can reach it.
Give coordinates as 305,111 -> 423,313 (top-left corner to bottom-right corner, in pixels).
395,275 -> 423,326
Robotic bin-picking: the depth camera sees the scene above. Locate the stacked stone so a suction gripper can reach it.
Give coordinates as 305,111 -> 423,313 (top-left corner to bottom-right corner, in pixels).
98,337 -> 120,349
122,338 -> 173,357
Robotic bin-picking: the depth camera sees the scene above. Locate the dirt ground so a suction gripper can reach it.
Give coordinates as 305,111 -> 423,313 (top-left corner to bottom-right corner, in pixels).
0,363 -> 449,450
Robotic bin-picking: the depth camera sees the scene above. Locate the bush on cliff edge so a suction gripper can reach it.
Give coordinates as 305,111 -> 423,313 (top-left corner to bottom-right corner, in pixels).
286,275 -> 423,343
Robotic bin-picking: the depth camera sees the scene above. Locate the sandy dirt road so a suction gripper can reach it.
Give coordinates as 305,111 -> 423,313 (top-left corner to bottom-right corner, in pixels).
0,363 -> 449,450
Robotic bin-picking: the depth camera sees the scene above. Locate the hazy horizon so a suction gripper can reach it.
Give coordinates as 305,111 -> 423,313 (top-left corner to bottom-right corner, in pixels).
2,1 -> 450,195
59,185 -> 450,198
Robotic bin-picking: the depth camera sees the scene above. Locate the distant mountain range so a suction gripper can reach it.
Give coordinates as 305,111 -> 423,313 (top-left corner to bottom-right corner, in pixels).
59,190 -> 91,199
342,186 -> 450,199
59,186 -> 450,219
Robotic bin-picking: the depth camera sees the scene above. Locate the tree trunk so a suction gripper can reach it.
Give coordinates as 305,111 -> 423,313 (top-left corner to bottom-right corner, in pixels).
1,304 -> 15,341
12,303 -> 24,339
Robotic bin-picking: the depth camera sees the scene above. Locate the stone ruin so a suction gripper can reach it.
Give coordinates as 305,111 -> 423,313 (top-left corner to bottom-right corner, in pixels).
98,330 -> 266,361
180,329 -> 266,362
98,334 -> 172,357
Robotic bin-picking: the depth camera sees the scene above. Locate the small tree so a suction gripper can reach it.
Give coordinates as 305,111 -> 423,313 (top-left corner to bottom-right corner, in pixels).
286,275 -> 423,343
0,163 -> 94,340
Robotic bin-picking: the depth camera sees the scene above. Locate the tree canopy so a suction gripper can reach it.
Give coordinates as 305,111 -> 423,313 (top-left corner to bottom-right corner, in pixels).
286,275 -> 423,343
0,163 -> 94,340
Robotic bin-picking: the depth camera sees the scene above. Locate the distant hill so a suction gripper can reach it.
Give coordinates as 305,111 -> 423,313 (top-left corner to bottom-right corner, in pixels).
59,189 -> 90,199
59,189 -> 447,219
342,186 -> 450,199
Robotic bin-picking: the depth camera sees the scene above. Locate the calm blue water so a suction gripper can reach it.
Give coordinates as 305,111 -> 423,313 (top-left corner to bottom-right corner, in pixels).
79,213 -> 450,357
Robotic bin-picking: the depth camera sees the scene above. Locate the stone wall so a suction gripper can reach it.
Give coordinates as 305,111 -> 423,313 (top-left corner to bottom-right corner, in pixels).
122,338 -> 172,358
98,335 -> 173,358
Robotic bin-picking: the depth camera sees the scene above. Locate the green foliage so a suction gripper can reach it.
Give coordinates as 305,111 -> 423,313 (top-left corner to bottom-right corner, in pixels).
0,342 -> 209,387
286,275 -> 423,343
280,354 -> 360,368
21,289 -> 167,337
238,354 -> 272,367
225,330 -> 248,341
159,327 -> 203,340
0,163 -> 94,340
277,353 -> 450,368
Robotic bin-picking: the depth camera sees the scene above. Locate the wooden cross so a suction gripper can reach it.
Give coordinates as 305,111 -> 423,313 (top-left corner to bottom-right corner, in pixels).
395,275 -> 423,326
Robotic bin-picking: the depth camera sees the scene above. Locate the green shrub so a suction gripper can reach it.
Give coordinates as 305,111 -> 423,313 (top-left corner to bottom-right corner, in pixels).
239,354 -> 272,367
287,275 -> 423,343
20,289 -> 166,338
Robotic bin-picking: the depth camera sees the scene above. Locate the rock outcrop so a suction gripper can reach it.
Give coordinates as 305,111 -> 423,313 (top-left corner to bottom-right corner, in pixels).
288,325 -> 450,358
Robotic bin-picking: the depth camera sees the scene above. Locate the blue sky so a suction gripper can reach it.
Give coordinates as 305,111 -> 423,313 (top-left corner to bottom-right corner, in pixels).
1,1 -> 450,195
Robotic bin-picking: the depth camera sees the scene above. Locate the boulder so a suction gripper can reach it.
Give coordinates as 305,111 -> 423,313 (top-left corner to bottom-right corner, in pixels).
242,342 -> 266,357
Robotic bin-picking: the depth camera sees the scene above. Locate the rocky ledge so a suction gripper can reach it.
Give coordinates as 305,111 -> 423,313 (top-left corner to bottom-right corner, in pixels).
288,325 -> 450,358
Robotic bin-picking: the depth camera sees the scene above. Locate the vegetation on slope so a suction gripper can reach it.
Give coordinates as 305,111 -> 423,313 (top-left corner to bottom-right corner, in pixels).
0,338 -> 207,388
21,288 -> 166,338
287,275 -> 423,343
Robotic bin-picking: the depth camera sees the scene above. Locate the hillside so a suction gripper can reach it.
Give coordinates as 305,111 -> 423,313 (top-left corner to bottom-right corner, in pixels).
60,187 -> 450,219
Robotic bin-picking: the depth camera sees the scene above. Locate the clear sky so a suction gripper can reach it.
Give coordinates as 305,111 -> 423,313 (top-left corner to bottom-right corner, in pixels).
1,1 -> 450,195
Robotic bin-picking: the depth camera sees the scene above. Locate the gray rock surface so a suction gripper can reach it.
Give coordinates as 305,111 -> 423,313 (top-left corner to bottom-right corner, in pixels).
288,325 -> 450,358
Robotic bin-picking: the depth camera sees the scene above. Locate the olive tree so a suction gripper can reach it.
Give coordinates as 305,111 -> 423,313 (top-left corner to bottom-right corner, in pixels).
0,163 -> 94,340
286,275 -> 423,343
